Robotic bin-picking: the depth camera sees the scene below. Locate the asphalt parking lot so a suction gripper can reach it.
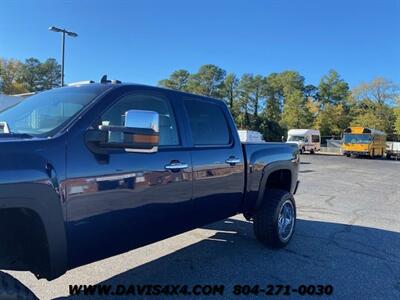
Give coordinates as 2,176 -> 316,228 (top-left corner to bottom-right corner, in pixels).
4,154 -> 400,299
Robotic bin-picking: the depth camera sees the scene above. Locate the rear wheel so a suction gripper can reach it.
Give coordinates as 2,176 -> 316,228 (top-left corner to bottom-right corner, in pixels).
0,272 -> 38,300
253,189 -> 296,248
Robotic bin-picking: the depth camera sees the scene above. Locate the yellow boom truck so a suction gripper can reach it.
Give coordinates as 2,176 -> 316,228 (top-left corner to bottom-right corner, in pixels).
342,127 -> 386,158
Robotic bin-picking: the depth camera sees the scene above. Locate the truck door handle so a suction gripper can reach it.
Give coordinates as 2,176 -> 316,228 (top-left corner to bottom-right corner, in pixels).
165,162 -> 189,171
225,157 -> 241,165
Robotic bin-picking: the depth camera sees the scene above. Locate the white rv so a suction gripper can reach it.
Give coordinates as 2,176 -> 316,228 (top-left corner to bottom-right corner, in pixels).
286,129 -> 321,154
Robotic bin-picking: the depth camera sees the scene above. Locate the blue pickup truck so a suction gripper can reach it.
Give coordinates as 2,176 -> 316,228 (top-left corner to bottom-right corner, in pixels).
0,79 -> 299,297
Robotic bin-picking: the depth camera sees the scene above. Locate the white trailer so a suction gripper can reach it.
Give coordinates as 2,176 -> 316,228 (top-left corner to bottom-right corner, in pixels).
286,129 -> 321,154
386,142 -> 400,160
238,130 -> 264,143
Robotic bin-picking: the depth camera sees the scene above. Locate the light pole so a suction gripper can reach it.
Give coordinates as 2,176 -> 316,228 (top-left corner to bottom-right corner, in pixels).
48,26 -> 78,86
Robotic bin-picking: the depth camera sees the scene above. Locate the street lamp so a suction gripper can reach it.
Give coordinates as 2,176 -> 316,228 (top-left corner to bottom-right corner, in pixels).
48,26 -> 78,86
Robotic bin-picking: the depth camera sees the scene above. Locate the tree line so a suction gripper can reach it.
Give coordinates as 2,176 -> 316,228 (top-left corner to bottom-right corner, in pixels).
1,58 -> 399,141
0,57 -> 61,95
159,65 -> 400,141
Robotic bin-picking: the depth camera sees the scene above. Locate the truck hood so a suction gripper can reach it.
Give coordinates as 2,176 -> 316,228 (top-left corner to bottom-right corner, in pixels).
0,135 -> 66,184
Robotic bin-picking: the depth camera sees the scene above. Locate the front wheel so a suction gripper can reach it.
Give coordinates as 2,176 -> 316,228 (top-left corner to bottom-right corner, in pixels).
253,189 -> 296,248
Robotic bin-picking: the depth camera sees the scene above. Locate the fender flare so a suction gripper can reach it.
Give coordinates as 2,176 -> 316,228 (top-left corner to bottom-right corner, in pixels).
255,160 -> 297,210
0,182 -> 67,280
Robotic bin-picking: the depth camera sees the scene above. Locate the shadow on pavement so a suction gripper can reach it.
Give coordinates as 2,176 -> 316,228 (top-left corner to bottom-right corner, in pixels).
61,218 -> 400,299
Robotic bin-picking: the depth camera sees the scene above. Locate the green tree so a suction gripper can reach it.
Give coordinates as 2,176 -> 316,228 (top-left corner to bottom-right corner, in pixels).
236,74 -> 265,129
158,69 -> 190,91
304,96 -> 319,128
314,103 -> 347,136
20,58 -> 42,91
264,73 -> 283,123
0,58 -> 27,94
304,84 -> 319,99
352,77 -> 398,105
350,99 -> 395,133
221,73 -> 239,114
314,70 -> 350,136
1,57 -> 61,94
281,89 -> 311,129
350,78 -> 399,136
318,69 -> 350,106
275,71 -> 312,130
279,71 -> 305,95
236,74 -> 253,129
262,71 -> 306,140
395,106 -> 400,137
186,64 -> 226,98
39,58 -> 61,90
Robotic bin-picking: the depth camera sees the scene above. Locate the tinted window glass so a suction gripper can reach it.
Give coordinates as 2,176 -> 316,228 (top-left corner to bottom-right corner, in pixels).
101,93 -> 179,146
0,85 -> 108,136
184,99 -> 230,145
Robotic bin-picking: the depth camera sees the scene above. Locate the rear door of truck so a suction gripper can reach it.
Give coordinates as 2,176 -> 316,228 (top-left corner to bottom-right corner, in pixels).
182,96 -> 245,226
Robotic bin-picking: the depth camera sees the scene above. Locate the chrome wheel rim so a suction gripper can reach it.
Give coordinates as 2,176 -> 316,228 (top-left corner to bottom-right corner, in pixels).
278,200 -> 295,241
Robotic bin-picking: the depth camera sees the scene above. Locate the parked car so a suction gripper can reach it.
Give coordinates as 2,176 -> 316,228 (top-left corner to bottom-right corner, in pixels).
286,129 -> 321,154
386,142 -> 400,160
0,80 -> 299,297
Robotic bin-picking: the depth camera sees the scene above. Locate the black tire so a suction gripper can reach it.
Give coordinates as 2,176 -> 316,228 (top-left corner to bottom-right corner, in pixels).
310,149 -> 315,154
253,189 -> 296,248
386,154 -> 392,160
0,272 -> 38,300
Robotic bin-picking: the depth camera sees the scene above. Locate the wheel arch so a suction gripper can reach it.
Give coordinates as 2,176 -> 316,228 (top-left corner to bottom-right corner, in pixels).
256,161 -> 297,210
0,183 -> 68,280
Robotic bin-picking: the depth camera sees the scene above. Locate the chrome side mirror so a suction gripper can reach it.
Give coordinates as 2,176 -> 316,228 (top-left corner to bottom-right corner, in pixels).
86,110 -> 159,154
123,110 -> 159,153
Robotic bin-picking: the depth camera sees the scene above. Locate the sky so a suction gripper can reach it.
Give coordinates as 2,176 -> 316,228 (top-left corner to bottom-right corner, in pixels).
1,0 -> 399,88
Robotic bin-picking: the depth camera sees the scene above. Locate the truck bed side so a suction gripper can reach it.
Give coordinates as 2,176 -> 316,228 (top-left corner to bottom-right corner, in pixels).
241,142 -> 299,216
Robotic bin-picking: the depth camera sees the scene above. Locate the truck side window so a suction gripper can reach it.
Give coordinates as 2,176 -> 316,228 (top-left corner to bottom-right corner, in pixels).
184,99 -> 230,146
101,93 -> 179,146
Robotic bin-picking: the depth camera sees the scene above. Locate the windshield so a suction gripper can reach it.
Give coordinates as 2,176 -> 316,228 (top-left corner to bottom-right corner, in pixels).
288,135 -> 304,142
0,85 -> 109,137
343,134 -> 372,144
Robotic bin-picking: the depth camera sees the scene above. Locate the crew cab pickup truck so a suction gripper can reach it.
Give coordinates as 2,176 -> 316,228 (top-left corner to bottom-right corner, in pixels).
0,80 -> 299,297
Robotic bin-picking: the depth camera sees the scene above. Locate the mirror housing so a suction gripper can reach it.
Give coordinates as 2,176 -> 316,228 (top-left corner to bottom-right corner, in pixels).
86,110 -> 159,154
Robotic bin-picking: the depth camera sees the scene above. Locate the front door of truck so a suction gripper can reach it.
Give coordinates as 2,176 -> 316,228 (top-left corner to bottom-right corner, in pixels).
183,97 -> 245,226
65,88 -> 193,267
